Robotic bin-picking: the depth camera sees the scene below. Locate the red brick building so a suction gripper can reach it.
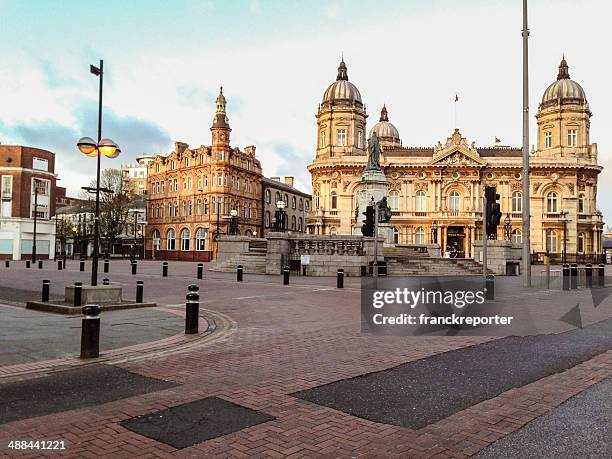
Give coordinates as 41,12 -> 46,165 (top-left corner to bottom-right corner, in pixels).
0,146 -> 58,260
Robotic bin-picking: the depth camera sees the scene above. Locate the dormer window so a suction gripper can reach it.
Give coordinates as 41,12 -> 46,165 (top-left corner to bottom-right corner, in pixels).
544,131 -> 552,149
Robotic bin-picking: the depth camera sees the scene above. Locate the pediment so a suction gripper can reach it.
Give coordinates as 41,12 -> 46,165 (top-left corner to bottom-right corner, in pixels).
430,149 -> 485,166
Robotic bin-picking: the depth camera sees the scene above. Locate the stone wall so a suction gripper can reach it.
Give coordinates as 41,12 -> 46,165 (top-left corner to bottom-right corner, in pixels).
216,236 -> 253,263
473,240 -> 522,275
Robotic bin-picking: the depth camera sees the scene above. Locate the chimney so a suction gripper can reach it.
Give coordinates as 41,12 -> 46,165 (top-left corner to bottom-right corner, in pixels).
284,177 -> 294,187
270,176 -> 280,182
244,145 -> 256,156
174,141 -> 189,155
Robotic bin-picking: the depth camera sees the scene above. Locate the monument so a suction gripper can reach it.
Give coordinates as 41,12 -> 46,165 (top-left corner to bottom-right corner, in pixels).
352,132 -> 393,244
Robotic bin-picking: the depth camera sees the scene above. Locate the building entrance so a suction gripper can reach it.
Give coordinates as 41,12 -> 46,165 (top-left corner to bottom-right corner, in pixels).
446,226 -> 465,258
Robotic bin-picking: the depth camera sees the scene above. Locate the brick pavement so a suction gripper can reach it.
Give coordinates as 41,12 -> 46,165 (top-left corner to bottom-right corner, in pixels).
1,262 -> 611,457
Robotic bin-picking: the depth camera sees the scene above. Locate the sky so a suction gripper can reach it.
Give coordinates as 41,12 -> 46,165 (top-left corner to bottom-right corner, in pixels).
1,0 -> 610,221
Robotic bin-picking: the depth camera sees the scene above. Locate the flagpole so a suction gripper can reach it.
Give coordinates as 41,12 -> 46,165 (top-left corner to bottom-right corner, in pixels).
522,0 -> 531,287
454,93 -> 458,128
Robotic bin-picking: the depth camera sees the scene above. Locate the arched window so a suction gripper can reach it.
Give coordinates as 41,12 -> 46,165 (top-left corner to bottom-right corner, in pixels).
330,191 -> 337,210
415,191 -> 427,212
292,197 -> 296,209
244,229 -> 252,237
546,230 -> 558,253
166,228 -> 176,250
329,226 -> 337,235
511,229 -> 522,245
315,193 -> 320,209
275,191 -> 281,204
180,228 -> 190,251
305,201 -> 310,211
265,189 -> 271,204
188,200 -> 192,215
265,211 -> 271,228
547,192 -> 558,213
578,232 -> 585,253
512,191 -> 522,213
152,229 -> 161,250
203,199 -> 209,215
291,216 -> 296,230
393,227 -> 399,244
298,217 -> 303,231
415,227 -> 425,245
247,203 -> 252,219
389,191 -> 400,211
299,198 -> 303,210
578,194 -> 585,213
196,228 -> 208,251
449,191 -> 460,212
284,194 -> 289,206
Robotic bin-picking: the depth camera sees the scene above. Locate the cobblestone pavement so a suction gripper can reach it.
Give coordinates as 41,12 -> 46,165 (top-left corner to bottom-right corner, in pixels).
0,260 -> 611,457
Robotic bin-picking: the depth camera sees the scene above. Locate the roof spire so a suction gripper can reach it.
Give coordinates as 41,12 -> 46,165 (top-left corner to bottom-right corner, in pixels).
380,104 -> 388,122
336,58 -> 348,81
557,56 -> 570,80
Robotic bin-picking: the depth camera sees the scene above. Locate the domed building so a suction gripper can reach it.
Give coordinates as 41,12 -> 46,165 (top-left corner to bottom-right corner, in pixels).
307,58 -> 604,260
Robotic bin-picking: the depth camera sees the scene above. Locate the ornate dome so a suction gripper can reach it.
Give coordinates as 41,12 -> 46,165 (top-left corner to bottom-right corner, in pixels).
322,59 -> 363,106
540,58 -> 587,109
368,105 -> 401,146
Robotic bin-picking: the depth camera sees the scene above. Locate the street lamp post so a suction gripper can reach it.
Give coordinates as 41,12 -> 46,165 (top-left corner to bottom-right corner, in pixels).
560,209 -> 571,264
275,200 -> 286,232
31,179 -> 39,263
504,214 -> 512,241
229,209 -> 238,235
431,222 -> 438,244
76,59 -> 121,286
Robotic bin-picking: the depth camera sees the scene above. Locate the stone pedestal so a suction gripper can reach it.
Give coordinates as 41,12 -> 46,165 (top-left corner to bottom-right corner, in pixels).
65,285 -> 123,304
473,240 -> 522,275
377,222 -> 394,246
352,169 -> 388,236
266,232 -> 291,275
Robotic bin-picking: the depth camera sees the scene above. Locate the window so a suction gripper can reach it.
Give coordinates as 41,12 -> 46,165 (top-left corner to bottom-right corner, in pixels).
291,216 -> 296,230
265,211 -> 271,228
247,203 -> 252,219
337,129 -> 346,146
188,200 -> 192,215
415,191 -> 427,212
196,228 -> 208,251
547,192 -> 558,213
1,175 -> 13,218
544,131 -> 552,149
265,189 -> 271,203
448,191 -> 460,212
357,130 -> 363,149
156,163 -> 160,173
211,196 -> 216,213
152,230 -> 161,250
161,181 -> 165,192
415,227 -> 425,245
203,199 -> 209,214
166,228 -> 176,250
275,192 -> 281,204
188,177 -> 192,189
330,226 -> 337,235
512,191 -> 522,213
389,191 -> 400,211
182,201 -> 187,216
292,197 -> 296,209
171,160 -> 176,170
305,201 -> 310,211
217,175 -> 222,186
320,131 -> 326,148
185,157 -> 190,167
567,129 -> 577,147
180,228 -> 190,251
174,179 -> 178,191
578,232 -> 585,253
393,227 -> 399,244
298,217 -> 303,231
330,191 -> 337,210
546,230 -> 558,253
299,198 -> 303,211
511,229 -> 522,245
578,194 -> 585,213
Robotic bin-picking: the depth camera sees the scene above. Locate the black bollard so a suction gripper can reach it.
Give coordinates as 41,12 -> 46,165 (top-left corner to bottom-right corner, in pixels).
197,263 -> 203,280
38,260 -> 43,269
485,274 -> 495,300
562,264 -> 570,290
162,262 -> 168,277
42,279 -> 50,302
136,281 -> 144,303
5,260 -> 9,268
598,264 -> 605,287
337,268 -> 344,288
237,265 -> 243,282
570,263 -> 578,290
102,278 -> 110,285
283,266 -> 290,285
79,259 -> 85,272
131,261 -> 137,275
74,281 -> 83,307
62,256 -> 66,269
185,285 -> 200,334
26,260 -> 31,268
58,259 -> 63,270
80,304 -> 101,359
585,263 -> 593,288
103,259 -> 109,273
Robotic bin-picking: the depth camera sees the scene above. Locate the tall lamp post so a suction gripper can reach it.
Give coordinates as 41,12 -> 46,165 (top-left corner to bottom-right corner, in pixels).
77,59 -> 121,286
504,214 -> 512,241
275,200 -> 286,231
560,209 -> 571,264
229,209 -> 238,235
431,222 -> 438,244
31,179 -> 40,263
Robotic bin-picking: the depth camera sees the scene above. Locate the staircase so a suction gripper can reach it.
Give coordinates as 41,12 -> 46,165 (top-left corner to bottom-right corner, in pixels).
383,245 -> 491,276
211,240 -> 268,274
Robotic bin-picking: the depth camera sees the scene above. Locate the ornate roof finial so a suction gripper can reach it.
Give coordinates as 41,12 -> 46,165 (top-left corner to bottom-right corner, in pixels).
557,56 -> 570,80
220,85 -> 223,95
380,104 -> 389,122
336,58 -> 348,81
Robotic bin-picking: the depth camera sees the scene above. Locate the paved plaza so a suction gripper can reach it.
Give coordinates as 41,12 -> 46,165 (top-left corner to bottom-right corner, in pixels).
0,259 -> 611,458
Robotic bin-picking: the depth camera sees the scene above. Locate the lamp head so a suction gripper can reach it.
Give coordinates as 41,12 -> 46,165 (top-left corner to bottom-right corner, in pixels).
98,138 -> 118,157
77,137 -> 97,155
230,209 -> 238,217
276,200 -> 286,209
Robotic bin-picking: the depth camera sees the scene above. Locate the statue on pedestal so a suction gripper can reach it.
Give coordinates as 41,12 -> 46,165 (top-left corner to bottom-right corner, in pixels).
365,132 -> 382,171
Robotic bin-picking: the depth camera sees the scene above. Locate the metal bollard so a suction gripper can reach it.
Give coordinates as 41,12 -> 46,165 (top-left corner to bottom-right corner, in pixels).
74,281 -> 83,306
102,278 -> 110,285
5,260 -> 9,268
283,266 -> 290,285
485,274 -> 495,300
197,263 -> 203,280
38,260 -> 43,269
58,259 -> 63,270
337,268 -> 344,288
26,260 -> 31,268
136,281 -> 144,303
585,263 -> 593,288
62,256 -> 66,269
185,285 -> 200,334
598,264 -> 605,287
103,258 -> 109,273
80,304 -> 101,358
562,263 -> 570,290
131,261 -> 137,275
361,265 -> 367,277
162,262 -> 168,277
79,259 -> 85,272
570,263 -> 578,290
237,265 -> 243,282
42,279 -> 50,302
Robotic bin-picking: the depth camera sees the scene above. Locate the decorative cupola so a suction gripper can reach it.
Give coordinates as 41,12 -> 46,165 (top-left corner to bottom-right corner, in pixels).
211,86 -> 231,147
